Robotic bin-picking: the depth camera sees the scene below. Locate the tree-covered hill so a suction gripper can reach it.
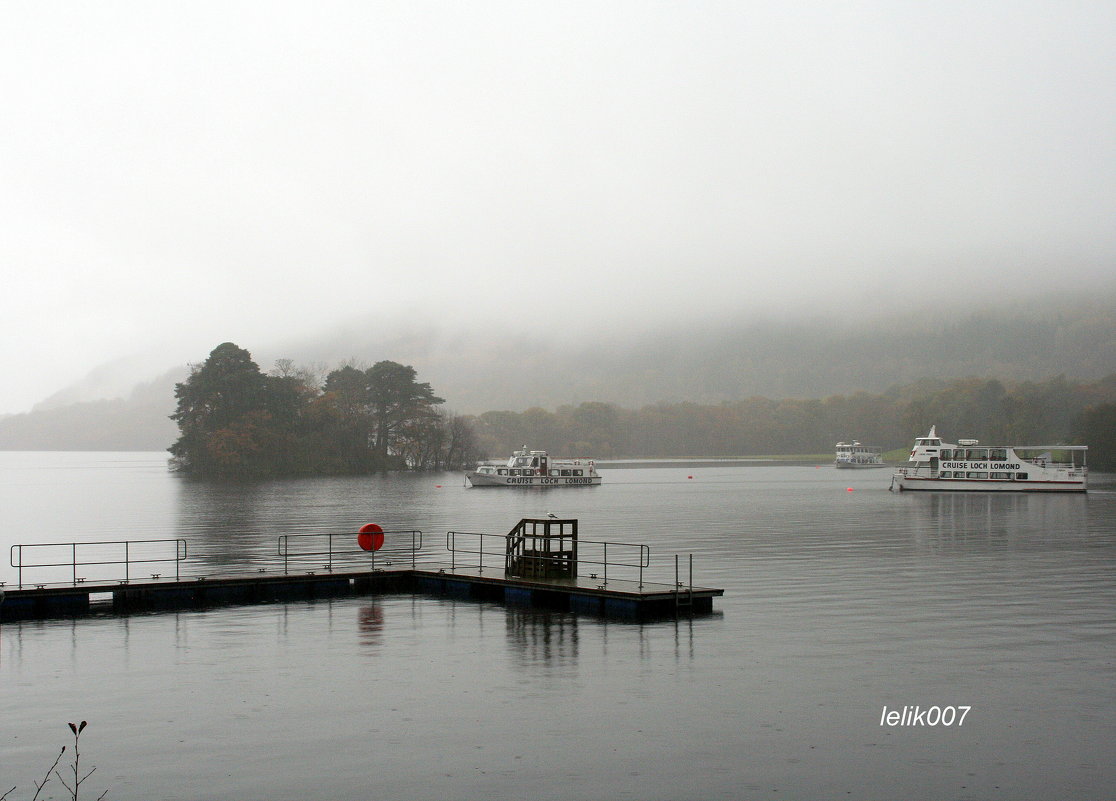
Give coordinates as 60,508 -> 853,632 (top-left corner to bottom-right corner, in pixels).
2,290 -> 1114,458
466,375 -> 1116,471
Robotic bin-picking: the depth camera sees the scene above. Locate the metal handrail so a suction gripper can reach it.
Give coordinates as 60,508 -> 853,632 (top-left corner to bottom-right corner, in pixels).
9,539 -> 187,589
446,531 -> 651,586
277,530 -> 423,573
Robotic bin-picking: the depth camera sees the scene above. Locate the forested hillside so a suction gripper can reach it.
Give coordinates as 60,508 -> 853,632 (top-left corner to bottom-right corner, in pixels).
467,375 -> 1116,470
1,291 -> 1114,461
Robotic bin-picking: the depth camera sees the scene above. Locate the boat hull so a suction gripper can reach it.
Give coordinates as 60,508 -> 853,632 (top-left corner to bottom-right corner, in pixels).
835,461 -> 888,469
891,474 -> 1086,493
466,472 -> 602,488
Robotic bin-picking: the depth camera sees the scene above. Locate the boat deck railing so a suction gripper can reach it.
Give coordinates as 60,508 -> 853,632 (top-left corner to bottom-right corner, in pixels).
895,464 -> 1087,478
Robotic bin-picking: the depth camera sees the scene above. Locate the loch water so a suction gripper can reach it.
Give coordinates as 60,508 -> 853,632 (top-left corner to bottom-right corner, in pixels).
2,451 -> 1115,800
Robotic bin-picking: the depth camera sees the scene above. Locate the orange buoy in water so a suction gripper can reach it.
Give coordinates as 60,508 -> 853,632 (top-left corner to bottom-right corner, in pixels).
357,523 -> 385,551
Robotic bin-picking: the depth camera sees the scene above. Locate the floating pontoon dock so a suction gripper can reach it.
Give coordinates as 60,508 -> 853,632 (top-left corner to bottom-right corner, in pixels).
3,519 -> 722,623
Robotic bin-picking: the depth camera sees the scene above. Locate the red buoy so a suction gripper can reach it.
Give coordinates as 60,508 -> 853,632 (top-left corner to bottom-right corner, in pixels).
357,523 -> 385,551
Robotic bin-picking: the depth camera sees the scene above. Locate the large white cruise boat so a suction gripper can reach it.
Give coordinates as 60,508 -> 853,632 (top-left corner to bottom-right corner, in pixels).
466,448 -> 602,488
890,426 -> 1087,493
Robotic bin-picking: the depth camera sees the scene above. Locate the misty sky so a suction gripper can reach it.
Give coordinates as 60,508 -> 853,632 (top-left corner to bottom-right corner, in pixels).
2,1 -> 1114,414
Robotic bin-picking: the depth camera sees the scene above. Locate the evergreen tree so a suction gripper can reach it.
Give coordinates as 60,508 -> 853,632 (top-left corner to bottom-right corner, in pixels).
365,361 -> 445,461
169,343 -> 271,475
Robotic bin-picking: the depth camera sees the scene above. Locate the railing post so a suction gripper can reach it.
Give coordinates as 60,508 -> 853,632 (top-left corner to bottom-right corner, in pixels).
72,542 -> 77,586
674,553 -> 679,598
689,553 -> 694,606
603,542 -> 608,586
125,540 -> 130,583
479,532 -> 484,572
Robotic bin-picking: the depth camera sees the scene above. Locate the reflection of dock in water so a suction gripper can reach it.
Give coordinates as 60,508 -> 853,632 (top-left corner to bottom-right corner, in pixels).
2,519 -> 722,623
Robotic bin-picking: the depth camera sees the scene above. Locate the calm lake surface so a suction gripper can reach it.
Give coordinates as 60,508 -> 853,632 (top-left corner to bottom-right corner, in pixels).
2,451 -> 1115,800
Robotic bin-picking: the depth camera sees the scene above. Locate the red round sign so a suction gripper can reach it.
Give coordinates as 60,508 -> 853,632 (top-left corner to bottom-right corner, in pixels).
357,523 -> 385,551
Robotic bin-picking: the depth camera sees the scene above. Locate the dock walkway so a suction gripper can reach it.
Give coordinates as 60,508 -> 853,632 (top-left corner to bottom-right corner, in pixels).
3,520 -> 722,623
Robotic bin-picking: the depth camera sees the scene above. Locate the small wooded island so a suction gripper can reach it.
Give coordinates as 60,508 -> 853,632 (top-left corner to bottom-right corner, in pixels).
169,342 -> 476,478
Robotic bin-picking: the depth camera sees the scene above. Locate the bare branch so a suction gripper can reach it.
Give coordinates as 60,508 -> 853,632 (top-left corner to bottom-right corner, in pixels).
30,747 -> 65,801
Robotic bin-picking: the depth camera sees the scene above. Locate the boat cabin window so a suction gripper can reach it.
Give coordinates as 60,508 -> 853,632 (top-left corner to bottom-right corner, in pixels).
967,471 -> 988,479
989,449 -> 1007,461
573,469 -> 583,476
965,449 -> 987,461
990,471 -> 1011,479
1016,472 -> 1028,480
939,449 -> 952,460
498,469 -> 508,475
939,471 -> 952,478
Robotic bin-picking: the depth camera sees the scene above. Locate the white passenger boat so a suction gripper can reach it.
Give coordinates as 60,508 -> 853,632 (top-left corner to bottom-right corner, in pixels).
835,441 -> 887,468
890,426 -> 1087,492
466,448 -> 602,487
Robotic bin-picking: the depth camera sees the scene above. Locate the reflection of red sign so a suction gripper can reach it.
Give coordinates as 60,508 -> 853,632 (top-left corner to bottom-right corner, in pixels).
357,523 -> 384,551
358,604 -> 384,646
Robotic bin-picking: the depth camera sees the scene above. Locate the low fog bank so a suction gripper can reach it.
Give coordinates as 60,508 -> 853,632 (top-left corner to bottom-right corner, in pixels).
287,286 -> 1116,413
2,287 -> 1113,451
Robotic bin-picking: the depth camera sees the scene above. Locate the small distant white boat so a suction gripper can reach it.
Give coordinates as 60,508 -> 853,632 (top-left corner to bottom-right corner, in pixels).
890,426 -> 1087,493
466,448 -> 602,488
835,441 -> 887,469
